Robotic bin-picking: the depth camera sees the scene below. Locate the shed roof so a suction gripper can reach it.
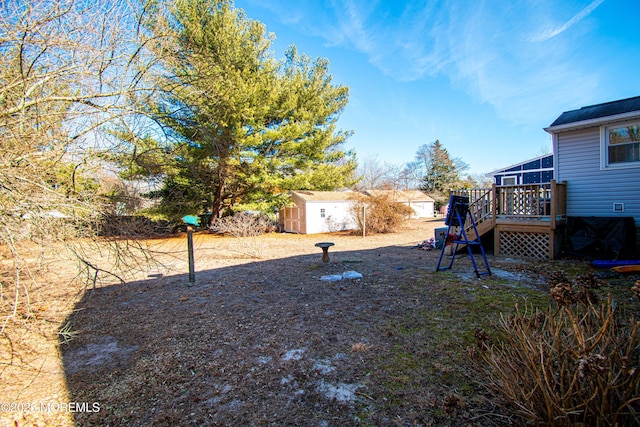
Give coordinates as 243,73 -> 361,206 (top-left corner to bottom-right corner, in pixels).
547,96 -> 640,131
365,190 -> 434,202
291,190 -> 356,202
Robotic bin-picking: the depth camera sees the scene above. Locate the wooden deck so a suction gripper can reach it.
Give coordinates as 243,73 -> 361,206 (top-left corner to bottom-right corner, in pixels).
452,180 -> 567,259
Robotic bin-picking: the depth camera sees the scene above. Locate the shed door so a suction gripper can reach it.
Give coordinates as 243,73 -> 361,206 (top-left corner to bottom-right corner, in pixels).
283,206 -> 301,233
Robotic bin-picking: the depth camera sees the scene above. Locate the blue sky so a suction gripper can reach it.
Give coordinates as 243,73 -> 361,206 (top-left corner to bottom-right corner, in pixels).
235,0 -> 640,176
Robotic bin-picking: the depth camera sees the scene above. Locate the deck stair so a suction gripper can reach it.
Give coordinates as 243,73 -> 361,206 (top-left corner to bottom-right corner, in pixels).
436,195 -> 491,278
449,181 -> 567,260
461,188 -> 493,240
449,188 -> 493,250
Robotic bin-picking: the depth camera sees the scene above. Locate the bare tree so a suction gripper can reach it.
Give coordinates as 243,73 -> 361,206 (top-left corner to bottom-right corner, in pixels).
387,162 -> 421,190
0,0 -> 166,374
355,156 -> 420,191
355,155 -> 387,190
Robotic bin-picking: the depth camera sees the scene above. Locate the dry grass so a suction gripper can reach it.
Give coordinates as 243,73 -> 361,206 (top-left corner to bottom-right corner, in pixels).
351,342 -> 371,352
1,219 -> 638,426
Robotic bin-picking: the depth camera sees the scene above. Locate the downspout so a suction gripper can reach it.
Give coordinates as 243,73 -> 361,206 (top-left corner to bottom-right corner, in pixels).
551,132 -> 559,182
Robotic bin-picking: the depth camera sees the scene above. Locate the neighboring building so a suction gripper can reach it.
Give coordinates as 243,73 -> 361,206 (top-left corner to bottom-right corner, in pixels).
364,190 -> 435,218
490,154 -> 554,186
545,95 -> 640,253
278,191 -> 359,234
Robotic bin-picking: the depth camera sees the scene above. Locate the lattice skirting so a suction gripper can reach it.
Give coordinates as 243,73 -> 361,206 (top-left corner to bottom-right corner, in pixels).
499,231 -> 549,259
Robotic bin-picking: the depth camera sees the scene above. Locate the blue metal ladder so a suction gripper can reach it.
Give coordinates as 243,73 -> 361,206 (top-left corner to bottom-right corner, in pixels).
436,196 -> 491,278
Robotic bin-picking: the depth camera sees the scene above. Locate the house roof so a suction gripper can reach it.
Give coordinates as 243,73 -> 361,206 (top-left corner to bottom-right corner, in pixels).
364,190 -> 434,203
488,153 -> 553,175
546,96 -> 640,132
291,190 -> 356,202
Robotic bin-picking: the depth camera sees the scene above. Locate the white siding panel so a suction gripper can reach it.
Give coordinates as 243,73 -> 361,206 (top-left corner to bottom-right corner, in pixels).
406,201 -> 435,218
304,201 -> 358,234
557,128 -> 640,224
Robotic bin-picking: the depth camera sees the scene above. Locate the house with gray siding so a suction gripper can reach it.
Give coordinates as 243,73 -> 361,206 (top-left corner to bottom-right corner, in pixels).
452,96 -> 639,260
545,96 -> 640,253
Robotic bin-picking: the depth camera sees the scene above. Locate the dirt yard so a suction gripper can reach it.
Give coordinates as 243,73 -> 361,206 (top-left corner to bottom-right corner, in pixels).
4,218 -> 627,426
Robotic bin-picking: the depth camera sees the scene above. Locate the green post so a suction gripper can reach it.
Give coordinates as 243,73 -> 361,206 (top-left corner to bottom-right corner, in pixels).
187,225 -> 195,283
182,215 -> 200,283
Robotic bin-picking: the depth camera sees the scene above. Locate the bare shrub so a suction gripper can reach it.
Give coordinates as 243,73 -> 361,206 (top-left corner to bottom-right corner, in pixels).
351,194 -> 413,234
210,212 -> 276,237
209,213 -> 276,259
477,275 -> 640,426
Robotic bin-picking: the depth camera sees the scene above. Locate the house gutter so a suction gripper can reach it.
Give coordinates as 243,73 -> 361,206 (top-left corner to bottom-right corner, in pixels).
544,111 -> 640,134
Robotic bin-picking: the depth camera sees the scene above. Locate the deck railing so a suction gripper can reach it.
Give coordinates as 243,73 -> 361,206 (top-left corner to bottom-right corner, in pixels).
451,180 -> 566,230
450,187 -> 493,232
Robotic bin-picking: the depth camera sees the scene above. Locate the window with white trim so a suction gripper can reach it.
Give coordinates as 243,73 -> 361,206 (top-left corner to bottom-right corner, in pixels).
602,122 -> 640,168
320,208 -> 326,218
502,176 -> 517,185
